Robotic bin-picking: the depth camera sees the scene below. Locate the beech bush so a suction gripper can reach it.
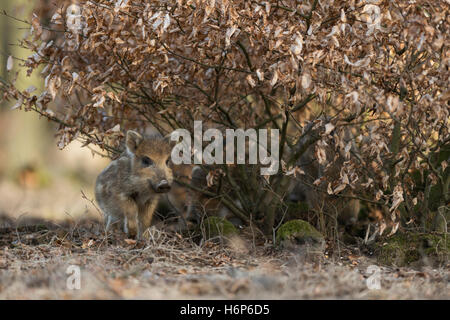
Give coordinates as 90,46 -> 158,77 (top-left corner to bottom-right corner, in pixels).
1,0 -> 448,237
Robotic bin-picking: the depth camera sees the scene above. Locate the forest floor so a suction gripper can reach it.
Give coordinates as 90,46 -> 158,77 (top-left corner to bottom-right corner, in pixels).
0,215 -> 448,299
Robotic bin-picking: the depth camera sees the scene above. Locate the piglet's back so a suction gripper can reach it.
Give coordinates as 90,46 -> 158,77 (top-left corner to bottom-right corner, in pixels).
95,155 -> 132,198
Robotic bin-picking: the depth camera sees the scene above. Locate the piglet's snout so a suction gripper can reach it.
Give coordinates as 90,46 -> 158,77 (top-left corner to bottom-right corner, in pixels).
155,179 -> 171,193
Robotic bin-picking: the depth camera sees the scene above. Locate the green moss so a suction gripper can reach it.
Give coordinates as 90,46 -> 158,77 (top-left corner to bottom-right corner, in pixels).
276,219 -> 325,251
376,233 -> 450,267
200,216 -> 239,240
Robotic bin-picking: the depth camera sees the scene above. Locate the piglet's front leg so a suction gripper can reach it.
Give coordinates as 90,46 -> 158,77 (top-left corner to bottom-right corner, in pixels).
136,198 -> 159,240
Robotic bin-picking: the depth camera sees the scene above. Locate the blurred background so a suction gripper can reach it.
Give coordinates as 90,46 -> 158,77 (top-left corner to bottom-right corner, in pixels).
0,0 -> 108,223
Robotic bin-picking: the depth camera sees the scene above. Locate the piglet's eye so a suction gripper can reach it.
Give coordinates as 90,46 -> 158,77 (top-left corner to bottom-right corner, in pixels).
142,156 -> 153,167
166,158 -> 170,166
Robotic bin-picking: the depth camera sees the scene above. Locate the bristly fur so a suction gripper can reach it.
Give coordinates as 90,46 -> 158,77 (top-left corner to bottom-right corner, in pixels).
95,130 -> 173,239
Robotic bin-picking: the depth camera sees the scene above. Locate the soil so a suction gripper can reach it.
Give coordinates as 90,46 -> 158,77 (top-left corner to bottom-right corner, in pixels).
0,216 -> 448,299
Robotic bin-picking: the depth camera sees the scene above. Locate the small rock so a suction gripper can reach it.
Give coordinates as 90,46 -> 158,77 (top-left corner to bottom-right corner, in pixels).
276,219 -> 325,254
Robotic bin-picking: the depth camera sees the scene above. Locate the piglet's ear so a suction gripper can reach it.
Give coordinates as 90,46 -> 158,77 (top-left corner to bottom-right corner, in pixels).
126,130 -> 143,154
163,133 -> 177,148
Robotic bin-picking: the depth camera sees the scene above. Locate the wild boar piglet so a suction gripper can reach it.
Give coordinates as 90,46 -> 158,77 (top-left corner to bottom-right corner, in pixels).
95,130 -> 173,239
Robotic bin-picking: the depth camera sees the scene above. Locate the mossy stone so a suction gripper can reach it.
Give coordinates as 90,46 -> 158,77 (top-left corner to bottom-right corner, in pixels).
375,233 -> 450,267
276,219 -> 325,252
200,216 -> 239,240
